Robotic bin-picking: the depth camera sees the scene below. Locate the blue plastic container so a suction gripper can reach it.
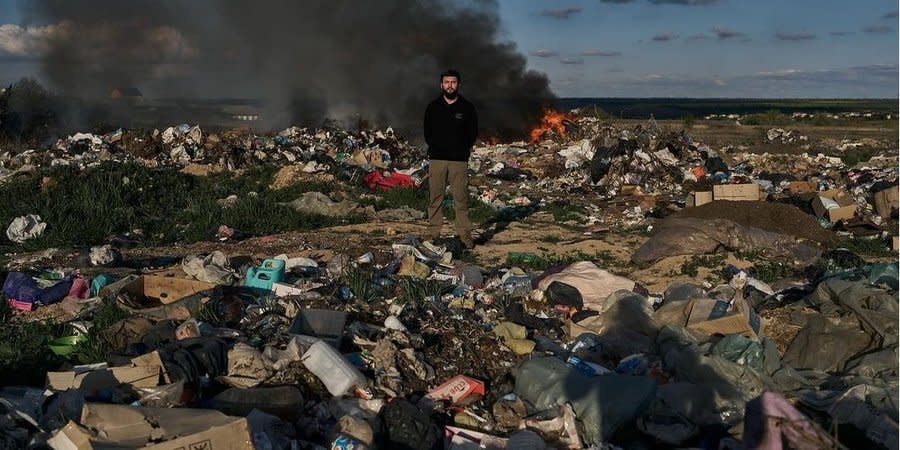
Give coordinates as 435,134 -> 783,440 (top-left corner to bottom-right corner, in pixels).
244,259 -> 285,291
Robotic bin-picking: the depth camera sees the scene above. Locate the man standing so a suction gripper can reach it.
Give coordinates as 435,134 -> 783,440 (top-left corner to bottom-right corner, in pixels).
423,69 -> 478,248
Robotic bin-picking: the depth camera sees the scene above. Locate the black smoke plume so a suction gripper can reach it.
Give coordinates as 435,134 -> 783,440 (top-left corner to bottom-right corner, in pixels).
19,0 -> 555,138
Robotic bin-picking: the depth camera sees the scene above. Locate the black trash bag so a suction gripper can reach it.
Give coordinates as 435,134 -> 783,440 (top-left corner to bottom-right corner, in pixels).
546,281 -> 583,309
160,337 -> 229,393
704,157 -> 729,175
210,386 -> 304,420
505,302 -> 562,333
489,166 -> 532,181
589,140 -> 631,183
378,399 -> 440,450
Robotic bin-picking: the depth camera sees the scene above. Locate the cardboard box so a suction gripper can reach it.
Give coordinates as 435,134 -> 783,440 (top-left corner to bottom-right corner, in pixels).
685,297 -> 761,338
811,189 -> 857,223
825,205 -> 857,223
687,191 -> 713,207
637,194 -> 657,210
713,184 -> 760,201
130,351 -> 171,383
100,275 -> 216,320
48,404 -> 253,450
47,350 -> 168,394
47,366 -> 161,393
893,236 -> 899,252
874,186 -> 899,219
788,181 -> 817,194
426,375 -> 485,405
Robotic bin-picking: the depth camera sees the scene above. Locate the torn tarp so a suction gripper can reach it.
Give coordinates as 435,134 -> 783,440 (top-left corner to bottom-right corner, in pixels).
631,217 -> 821,266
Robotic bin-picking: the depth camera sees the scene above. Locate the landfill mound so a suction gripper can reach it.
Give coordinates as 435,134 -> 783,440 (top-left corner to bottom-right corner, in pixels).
0,109 -> 898,450
673,200 -> 835,244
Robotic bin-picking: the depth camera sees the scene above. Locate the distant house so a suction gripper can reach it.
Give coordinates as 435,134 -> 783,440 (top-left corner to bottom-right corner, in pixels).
109,87 -> 143,103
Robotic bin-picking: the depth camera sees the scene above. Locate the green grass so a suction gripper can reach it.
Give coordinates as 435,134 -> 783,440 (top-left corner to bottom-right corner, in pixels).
0,301 -> 67,385
397,276 -> 454,305
838,147 -> 878,167
358,186 -> 427,211
71,300 -> 132,365
0,163 -> 366,252
543,202 -> 587,224
342,265 -> 379,303
680,254 -> 727,277
749,260 -> 796,284
831,237 -> 896,258
507,250 -> 620,272
733,249 -> 766,262
741,110 -> 792,127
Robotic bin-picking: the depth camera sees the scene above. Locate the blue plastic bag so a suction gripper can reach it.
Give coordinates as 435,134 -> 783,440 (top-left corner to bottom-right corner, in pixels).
2,272 -> 73,305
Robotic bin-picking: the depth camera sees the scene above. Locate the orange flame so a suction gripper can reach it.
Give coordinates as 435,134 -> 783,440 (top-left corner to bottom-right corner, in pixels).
529,108 -> 572,142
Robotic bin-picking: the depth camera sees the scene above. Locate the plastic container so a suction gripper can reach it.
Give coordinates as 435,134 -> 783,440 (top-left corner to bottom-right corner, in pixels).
244,259 -> 285,291
301,340 -> 367,397
289,308 -> 347,348
48,335 -> 85,356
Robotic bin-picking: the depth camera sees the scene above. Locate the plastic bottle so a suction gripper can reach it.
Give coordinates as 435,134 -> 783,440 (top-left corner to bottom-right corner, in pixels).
302,340 -> 368,397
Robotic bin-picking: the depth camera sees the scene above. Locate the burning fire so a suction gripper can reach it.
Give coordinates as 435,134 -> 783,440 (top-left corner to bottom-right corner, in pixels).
529,108 -> 573,142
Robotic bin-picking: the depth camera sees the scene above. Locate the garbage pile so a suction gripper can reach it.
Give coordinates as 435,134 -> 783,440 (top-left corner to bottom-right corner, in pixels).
0,123 -> 424,175
0,109 -> 896,449
765,128 -> 808,144
0,232 -> 896,449
465,113 -> 897,233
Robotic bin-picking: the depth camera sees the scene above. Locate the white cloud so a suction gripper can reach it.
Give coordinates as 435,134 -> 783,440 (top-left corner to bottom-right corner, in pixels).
530,48 -> 558,57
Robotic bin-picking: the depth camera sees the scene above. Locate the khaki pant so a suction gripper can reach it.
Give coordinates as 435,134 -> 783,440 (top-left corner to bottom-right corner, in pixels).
427,160 -> 472,239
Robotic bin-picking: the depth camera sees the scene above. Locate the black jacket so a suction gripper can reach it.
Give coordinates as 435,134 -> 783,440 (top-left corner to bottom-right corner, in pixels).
423,94 -> 478,161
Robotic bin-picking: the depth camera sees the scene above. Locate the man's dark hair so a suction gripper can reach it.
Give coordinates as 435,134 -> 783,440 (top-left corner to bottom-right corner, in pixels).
440,69 -> 461,82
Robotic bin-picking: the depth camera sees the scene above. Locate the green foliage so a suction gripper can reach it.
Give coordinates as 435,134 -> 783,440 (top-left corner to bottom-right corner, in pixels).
468,201 -> 501,224
543,202 -> 587,224
742,109 -> 791,126
589,105 -> 614,121
0,162 -> 364,252
680,254 -> 727,277
749,260 -> 796,284
0,78 -> 61,146
71,300 -> 132,365
342,265 -> 379,303
831,237 -> 896,258
508,250 -> 619,272
733,249 -> 766,262
379,187 -> 427,211
539,234 -> 563,243
0,318 -> 65,386
397,276 -> 453,305
839,147 -> 877,167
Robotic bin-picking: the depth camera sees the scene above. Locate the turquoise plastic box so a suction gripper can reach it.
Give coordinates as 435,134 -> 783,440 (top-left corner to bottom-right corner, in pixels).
244,259 -> 285,291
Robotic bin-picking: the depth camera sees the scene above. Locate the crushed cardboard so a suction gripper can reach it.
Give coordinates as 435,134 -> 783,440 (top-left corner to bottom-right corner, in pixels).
687,191 -> 713,207
51,403 -> 255,450
712,184 -> 760,202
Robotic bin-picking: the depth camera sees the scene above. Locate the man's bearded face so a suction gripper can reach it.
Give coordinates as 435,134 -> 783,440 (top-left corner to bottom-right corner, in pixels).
441,76 -> 459,98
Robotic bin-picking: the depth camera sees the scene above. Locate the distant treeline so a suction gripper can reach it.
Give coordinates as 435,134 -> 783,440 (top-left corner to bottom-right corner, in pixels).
556,98 -> 899,120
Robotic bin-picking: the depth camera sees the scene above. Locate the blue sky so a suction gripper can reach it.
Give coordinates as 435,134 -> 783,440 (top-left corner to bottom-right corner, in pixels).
1,0 -> 897,97
496,0 -> 898,97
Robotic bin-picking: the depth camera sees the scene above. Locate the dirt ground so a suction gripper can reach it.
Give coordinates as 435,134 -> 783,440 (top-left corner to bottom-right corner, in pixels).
11,206 -> 808,297
647,119 -> 899,153
674,200 -> 834,244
